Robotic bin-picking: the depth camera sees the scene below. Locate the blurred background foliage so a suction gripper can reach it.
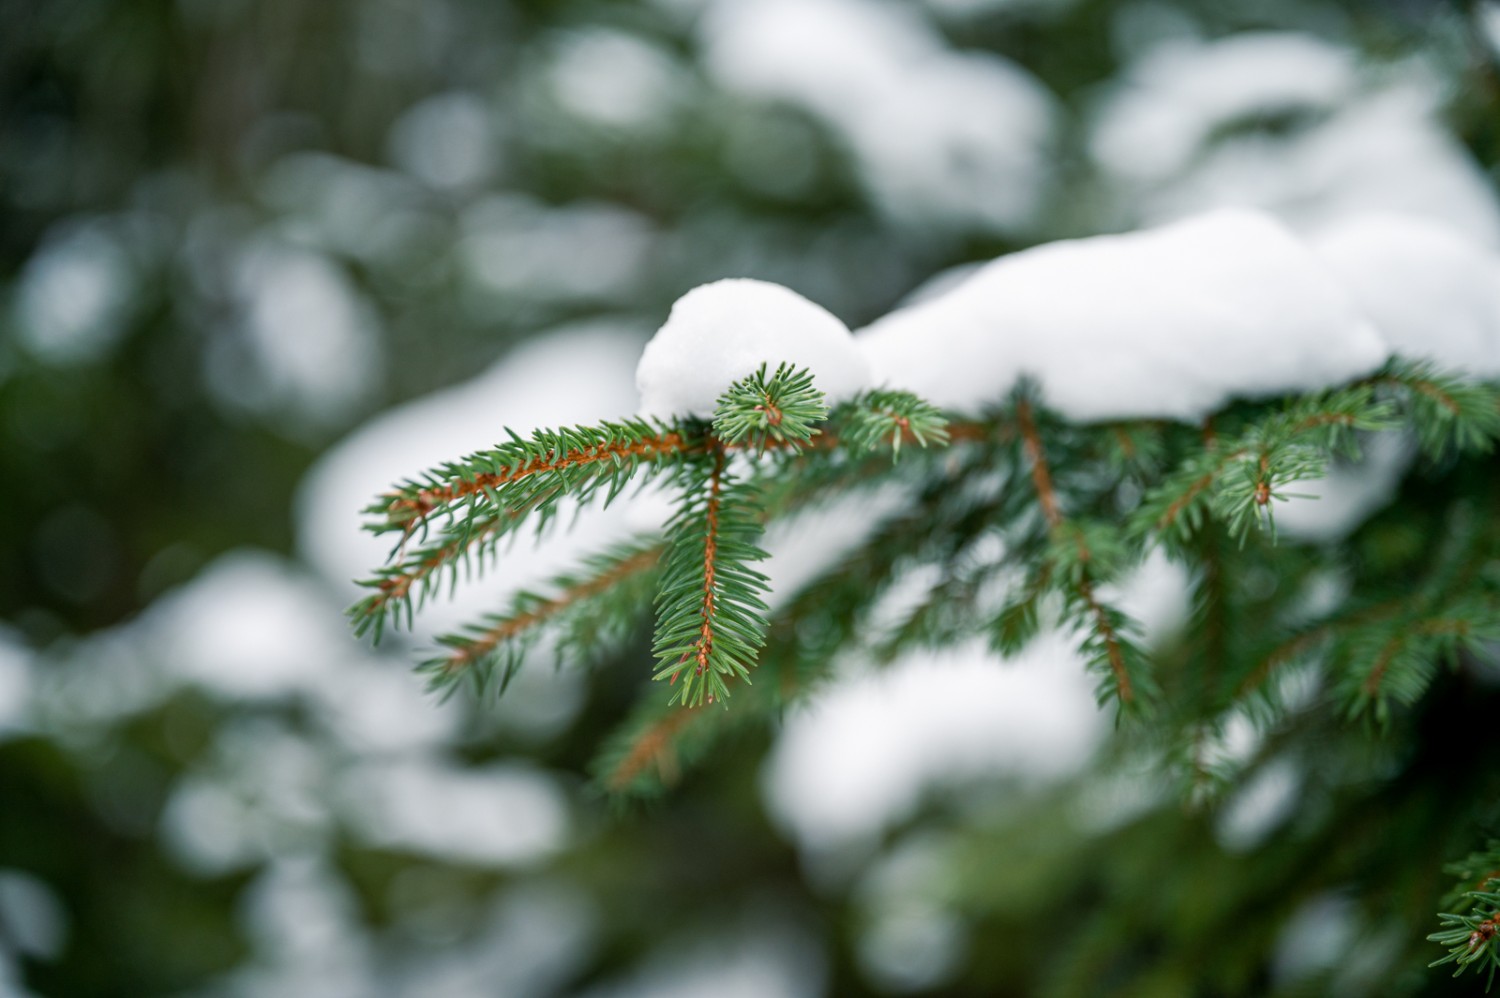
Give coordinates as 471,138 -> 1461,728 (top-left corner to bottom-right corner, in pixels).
2,0 -> 1499,995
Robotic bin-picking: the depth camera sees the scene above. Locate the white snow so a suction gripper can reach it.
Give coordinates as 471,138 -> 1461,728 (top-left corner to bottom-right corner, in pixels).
545,29 -> 684,131
701,0 -> 1055,233
161,719 -> 334,874
0,633 -> 31,739
1091,33 -> 1359,185
1309,213 -> 1500,377
459,195 -> 656,304
298,321 -> 644,637
150,552 -> 351,700
340,758 -> 568,867
762,634 -> 1103,852
636,278 -> 871,419
1276,434 -> 1413,542
0,870 -> 67,960
13,221 -> 136,364
210,240 -> 382,429
856,208 -> 1389,422
1216,759 -> 1301,852
387,91 -> 498,191
576,921 -> 824,998
1090,33 -> 1500,245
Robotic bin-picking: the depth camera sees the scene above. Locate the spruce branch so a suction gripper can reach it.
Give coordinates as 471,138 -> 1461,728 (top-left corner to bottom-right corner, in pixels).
1017,398 -> 1153,710
1235,596 -> 1404,703
837,388 -> 951,458
651,446 -> 771,707
712,362 -> 828,450
1375,359 -> 1500,458
1133,382 -> 1402,546
417,538 -> 664,698
599,704 -> 701,795
1337,598 -> 1500,722
368,418 -> 694,539
1430,891 -> 1500,990
349,511 -> 516,640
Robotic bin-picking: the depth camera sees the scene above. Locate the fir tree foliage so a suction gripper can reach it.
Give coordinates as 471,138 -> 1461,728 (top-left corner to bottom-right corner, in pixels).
1430,840 -> 1500,990
353,355 -> 1500,988
350,363 -> 947,707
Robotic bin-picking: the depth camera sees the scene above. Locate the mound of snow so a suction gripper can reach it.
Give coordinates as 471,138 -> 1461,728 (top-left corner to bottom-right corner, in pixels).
701,0 -> 1055,233
636,278 -> 871,419
1091,33 -> 1500,245
763,634 -> 1103,852
1091,32 -> 1358,184
1310,213 -> 1500,377
857,208 -> 1389,421
297,322 -> 644,636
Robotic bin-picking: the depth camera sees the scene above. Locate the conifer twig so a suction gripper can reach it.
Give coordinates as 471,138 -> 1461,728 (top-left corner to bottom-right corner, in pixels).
606,707 -> 700,791
432,545 -> 664,681
387,429 -> 690,528
1017,399 -> 1136,705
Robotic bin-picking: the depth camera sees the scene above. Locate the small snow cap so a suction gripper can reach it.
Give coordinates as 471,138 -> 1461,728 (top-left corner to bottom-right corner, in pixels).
636,278 -> 872,419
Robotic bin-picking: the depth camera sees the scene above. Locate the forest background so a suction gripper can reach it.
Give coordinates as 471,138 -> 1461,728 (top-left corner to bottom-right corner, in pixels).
3,0 -> 1500,995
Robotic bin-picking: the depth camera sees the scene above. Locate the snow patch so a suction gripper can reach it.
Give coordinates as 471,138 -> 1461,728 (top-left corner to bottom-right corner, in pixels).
545,29 -> 683,130
340,758 -> 568,867
701,0 -> 1055,233
636,278 -> 871,419
1276,433 -> 1413,542
298,321 -> 644,637
387,91 -> 498,191
763,634 -> 1103,852
13,221 -> 135,364
1091,34 -> 1500,244
857,208 -> 1388,422
1091,33 -> 1358,184
211,240 -> 382,429
0,633 -> 32,739
1310,213 -> 1500,377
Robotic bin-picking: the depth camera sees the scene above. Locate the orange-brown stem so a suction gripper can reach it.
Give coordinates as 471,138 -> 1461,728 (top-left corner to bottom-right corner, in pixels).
1016,401 -> 1062,529
1017,400 -> 1133,703
1373,374 -> 1462,414
1237,597 -> 1405,699
388,432 -> 690,524
693,448 -> 727,679
607,708 -> 699,790
439,546 -> 664,675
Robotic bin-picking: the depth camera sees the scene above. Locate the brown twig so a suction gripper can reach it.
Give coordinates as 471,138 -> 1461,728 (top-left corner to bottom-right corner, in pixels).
1238,597 -> 1405,699
606,708 -> 699,791
1016,401 -> 1062,529
388,432 -> 690,523
1016,400 -> 1134,703
438,546 -> 664,676
693,448 -> 727,683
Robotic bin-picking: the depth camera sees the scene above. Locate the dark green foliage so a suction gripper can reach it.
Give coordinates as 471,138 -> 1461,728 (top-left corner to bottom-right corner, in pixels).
651,451 -> 771,707
352,367 -> 955,715
1430,871 -> 1500,990
417,535 -> 664,701
353,358 -> 1500,990
838,388 -> 951,457
348,417 -> 694,642
712,363 -> 829,450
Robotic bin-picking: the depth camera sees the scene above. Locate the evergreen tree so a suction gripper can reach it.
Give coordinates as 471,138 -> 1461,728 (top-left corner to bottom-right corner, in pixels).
354,311 -> 1500,990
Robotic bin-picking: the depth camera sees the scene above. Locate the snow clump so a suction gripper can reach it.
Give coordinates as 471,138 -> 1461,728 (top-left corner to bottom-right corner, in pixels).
701,0 -> 1055,234
1090,32 -> 1500,245
637,209 -> 1500,428
1309,213 -> 1500,378
857,208 -> 1389,422
636,278 -> 871,419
